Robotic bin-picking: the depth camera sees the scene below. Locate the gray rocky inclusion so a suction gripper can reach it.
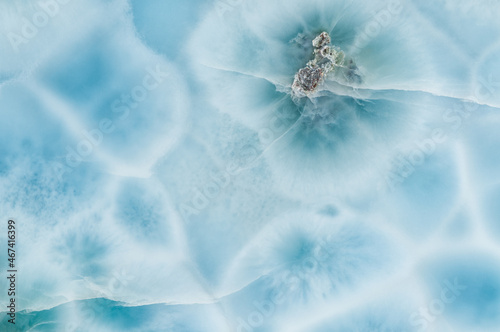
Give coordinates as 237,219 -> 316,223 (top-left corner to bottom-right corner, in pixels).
292,32 -> 348,97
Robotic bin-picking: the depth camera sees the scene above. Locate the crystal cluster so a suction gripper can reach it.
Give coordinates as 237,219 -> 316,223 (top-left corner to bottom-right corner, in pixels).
292,32 -> 346,97
292,32 -> 345,97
